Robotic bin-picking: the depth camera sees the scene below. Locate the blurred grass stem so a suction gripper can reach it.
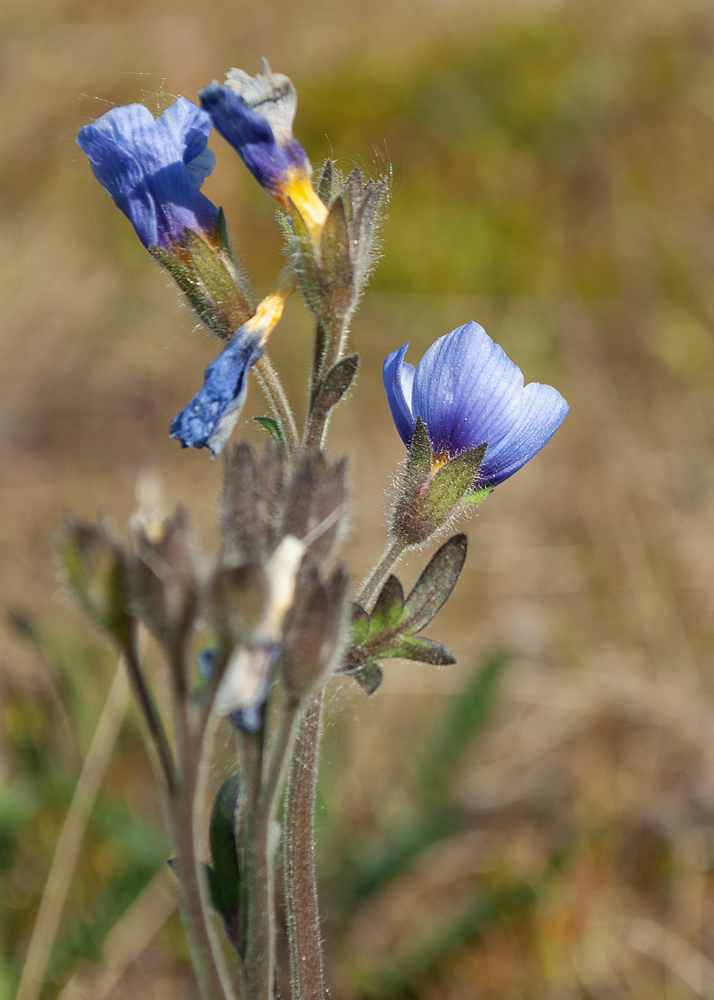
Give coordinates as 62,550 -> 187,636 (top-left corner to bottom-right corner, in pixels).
15,660 -> 130,1000
123,632 -> 178,798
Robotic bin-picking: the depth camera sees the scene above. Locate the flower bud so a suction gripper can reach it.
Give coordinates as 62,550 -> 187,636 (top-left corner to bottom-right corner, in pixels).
59,517 -> 132,647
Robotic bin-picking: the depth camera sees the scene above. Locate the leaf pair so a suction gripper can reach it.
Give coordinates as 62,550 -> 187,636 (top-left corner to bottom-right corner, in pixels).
342,533 -> 467,694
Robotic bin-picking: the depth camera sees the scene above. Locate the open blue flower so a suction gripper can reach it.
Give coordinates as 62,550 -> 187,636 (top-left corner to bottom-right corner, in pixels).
383,321 -> 569,488
77,97 -> 219,249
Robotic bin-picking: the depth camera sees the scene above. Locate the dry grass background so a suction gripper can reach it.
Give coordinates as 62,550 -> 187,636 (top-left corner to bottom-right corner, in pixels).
4,0 -> 714,996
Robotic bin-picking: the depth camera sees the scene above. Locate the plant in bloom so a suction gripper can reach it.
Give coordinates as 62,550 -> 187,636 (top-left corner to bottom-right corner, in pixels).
384,320 -> 569,487
77,97 -> 219,249
200,60 -> 329,241
62,62 -> 571,1000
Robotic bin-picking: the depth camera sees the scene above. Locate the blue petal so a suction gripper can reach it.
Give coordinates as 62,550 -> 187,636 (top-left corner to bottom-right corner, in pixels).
156,97 -> 212,170
77,98 -> 218,248
170,331 -> 264,455
383,343 -> 416,446
200,81 -> 309,196
412,322 -> 523,456
478,382 -> 569,486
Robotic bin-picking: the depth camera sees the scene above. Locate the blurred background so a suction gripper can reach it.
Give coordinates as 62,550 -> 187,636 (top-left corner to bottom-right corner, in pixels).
4,0 -> 714,995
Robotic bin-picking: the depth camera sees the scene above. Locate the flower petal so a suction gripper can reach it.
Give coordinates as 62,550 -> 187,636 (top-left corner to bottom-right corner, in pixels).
383,343 -> 416,446
478,381 -> 569,486
200,68 -> 310,199
412,322 -> 524,455
77,99 -> 218,248
170,332 -> 264,456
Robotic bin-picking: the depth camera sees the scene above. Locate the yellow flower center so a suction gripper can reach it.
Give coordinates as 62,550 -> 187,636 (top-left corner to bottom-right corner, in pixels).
280,166 -> 329,244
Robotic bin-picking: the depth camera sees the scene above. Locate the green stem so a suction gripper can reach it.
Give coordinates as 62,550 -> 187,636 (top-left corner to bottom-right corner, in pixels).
173,751 -> 230,1000
356,535 -> 409,609
255,354 -> 300,455
172,648 -> 241,1000
123,631 -> 178,799
303,316 -> 348,450
283,694 -> 325,1000
242,696 -> 301,1000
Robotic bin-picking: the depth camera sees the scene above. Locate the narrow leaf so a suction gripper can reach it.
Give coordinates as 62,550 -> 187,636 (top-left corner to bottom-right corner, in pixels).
312,354 -> 359,418
401,534 -> 468,633
208,772 -> 242,929
351,604 -> 371,645
368,574 -> 405,637
382,635 -> 455,665
254,416 -> 286,450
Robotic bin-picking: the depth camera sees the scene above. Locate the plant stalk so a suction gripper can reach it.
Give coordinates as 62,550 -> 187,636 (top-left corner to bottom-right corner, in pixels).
243,695 -> 301,1000
283,693 -> 325,1000
255,354 -> 300,456
356,535 -> 408,609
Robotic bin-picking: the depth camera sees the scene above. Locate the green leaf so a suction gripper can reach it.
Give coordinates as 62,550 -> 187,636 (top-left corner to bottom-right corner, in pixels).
418,650 -> 510,800
208,773 -> 242,938
253,416 -> 286,450
312,354 -> 359,418
401,533 -> 468,633
383,635 -> 455,665
349,661 -> 383,695
351,604 -> 371,645
367,575 -> 405,638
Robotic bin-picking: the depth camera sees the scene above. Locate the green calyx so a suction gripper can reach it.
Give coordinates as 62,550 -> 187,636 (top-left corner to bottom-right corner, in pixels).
151,211 -> 257,340
392,417 -> 492,545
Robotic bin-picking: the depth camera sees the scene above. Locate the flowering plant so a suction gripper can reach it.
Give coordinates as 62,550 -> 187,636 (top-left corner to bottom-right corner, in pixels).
49,63 -> 567,1000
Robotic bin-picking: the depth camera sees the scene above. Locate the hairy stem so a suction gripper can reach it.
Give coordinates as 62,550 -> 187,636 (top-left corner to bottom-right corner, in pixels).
356,535 -> 409,609
283,694 -> 325,1000
243,696 -> 301,1000
255,354 -> 300,455
303,317 -> 349,450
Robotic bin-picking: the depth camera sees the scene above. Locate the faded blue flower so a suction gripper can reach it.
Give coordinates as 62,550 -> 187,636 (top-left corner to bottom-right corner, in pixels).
200,61 -> 328,240
200,60 -> 308,200
383,321 -> 569,487
171,280 -> 291,456
170,331 -> 264,456
77,97 -> 219,249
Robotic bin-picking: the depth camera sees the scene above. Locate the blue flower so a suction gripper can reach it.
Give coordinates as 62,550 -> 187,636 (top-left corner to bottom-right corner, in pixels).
383,321 -> 569,488
200,62 -> 328,240
171,279 -> 292,456
77,97 -> 219,249
170,330 -> 264,456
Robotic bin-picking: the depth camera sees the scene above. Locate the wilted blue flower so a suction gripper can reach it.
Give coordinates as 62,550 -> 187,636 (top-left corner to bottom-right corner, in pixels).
170,331 -> 264,456
77,97 -> 219,249
200,61 -> 328,240
171,279 -> 292,455
383,321 -> 569,488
